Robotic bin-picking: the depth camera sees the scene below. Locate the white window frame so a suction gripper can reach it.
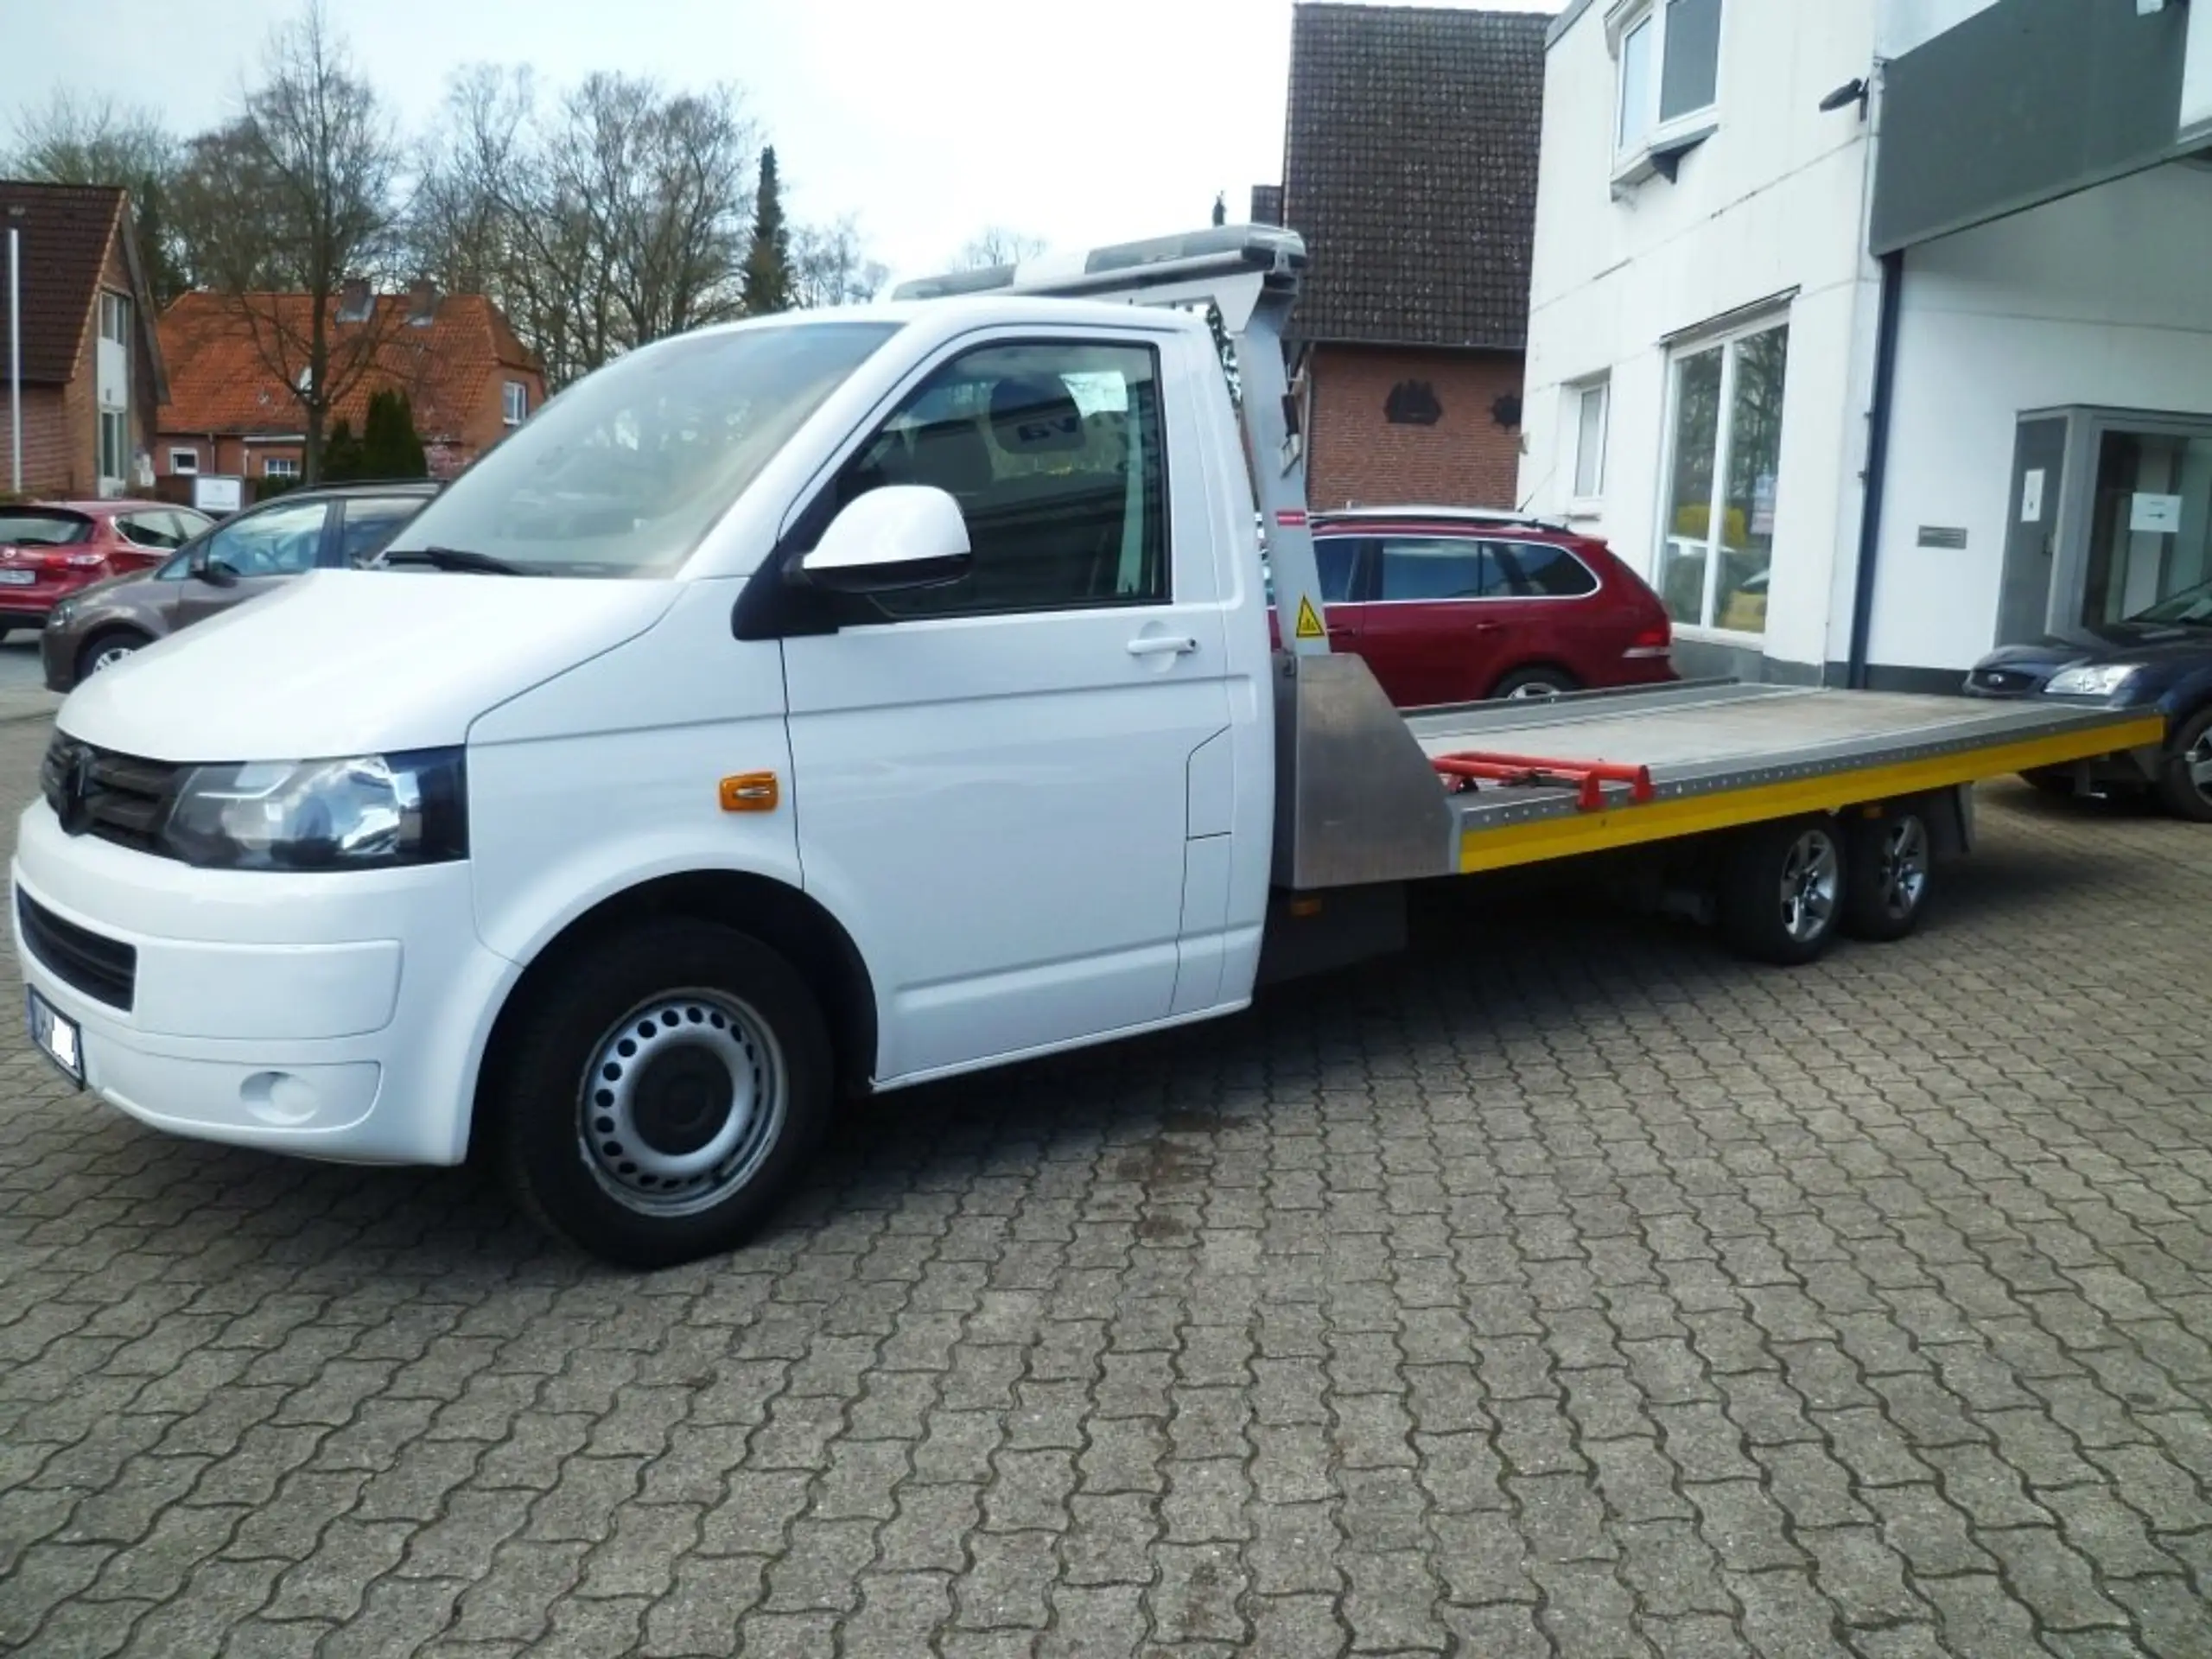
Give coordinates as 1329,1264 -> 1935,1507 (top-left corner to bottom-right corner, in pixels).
96,410 -> 128,485
262,455 -> 301,480
1608,0 -> 1723,189
168,447 -> 200,475
1654,309 -> 1789,641
503,380 -> 528,425
1568,378 -> 1610,512
99,291 -> 130,345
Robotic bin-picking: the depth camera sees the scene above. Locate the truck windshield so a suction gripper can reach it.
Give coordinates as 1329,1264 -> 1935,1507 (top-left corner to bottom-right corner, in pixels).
381,320 -> 899,578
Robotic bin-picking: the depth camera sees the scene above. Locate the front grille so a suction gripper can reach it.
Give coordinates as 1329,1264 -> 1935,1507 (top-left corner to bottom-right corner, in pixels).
16,889 -> 136,1010
1967,667 -> 2040,696
41,735 -> 185,854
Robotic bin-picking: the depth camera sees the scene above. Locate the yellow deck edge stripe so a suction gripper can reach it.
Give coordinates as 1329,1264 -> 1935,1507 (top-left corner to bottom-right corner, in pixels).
1456,715 -> 2166,874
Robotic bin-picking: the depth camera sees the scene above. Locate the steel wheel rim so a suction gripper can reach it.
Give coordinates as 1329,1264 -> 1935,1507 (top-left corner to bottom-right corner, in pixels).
1875,817 -> 1929,920
90,645 -> 136,673
1506,680 -> 1561,701
2188,728 -> 2212,802
1778,829 -> 1840,943
577,988 -> 785,1217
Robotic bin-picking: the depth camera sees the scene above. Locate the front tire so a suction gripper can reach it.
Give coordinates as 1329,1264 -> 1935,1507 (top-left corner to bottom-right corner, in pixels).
1717,816 -> 1847,965
1842,804 -> 1935,942
492,918 -> 833,1268
77,629 -> 150,681
2154,707 -> 2212,823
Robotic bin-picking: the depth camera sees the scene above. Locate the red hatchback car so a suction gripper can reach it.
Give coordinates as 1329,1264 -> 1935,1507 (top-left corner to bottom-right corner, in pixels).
0,499 -> 215,641
1269,507 -> 1676,706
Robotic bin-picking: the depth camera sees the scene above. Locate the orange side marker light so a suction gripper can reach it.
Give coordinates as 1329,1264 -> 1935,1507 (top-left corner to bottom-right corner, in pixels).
720,772 -> 779,812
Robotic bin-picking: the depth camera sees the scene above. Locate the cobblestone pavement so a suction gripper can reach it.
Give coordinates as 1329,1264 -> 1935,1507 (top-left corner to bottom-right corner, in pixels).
3,709 -> 2211,1658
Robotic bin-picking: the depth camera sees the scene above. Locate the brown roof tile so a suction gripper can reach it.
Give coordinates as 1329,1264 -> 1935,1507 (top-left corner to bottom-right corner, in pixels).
0,181 -> 129,385
156,290 -> 543,441
1281,3 -> 1548,350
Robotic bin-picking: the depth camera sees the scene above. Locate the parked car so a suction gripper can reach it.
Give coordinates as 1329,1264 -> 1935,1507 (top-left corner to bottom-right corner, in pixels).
1963,576 -> 2212,822
1268,506 -> 1676,705
41,480 -> 439,692
0,500 -> 214,642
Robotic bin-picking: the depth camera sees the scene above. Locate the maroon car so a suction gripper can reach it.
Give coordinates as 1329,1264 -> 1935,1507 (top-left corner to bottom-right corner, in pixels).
1269,506 -> 1676,705
0,499 -> 213,640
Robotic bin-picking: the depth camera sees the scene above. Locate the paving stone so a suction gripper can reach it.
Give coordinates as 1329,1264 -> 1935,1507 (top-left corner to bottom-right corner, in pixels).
0,747 -> 2207,1659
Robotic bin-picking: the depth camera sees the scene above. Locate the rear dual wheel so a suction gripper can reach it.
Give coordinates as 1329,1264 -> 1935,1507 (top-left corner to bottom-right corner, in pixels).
1717,804 -> 1935,964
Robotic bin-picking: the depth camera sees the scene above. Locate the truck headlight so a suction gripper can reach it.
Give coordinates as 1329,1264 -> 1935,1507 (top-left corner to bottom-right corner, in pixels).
160,748 -> 467,870
2044,663 -> 2142,698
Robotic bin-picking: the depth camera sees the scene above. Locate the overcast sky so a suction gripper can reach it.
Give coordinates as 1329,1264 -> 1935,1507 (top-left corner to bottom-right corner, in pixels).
12,0 -> 1558,283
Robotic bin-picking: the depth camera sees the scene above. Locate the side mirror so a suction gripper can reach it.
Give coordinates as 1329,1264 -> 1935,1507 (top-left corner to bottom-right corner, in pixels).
797,485 -> 972,595
189,547 -> 238,588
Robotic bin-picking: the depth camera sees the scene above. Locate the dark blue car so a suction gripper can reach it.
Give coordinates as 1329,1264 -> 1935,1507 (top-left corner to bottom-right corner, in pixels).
1963,576 -> 2212,822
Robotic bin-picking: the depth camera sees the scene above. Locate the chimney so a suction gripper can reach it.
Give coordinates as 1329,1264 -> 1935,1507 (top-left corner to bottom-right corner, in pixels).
408,276 -> 439,326
338,276 -> 371,322
1249,184 -> 1284,226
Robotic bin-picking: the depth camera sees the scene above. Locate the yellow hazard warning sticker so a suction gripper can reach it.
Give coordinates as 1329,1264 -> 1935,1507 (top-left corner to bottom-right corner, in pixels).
1294,596 -> 1326,639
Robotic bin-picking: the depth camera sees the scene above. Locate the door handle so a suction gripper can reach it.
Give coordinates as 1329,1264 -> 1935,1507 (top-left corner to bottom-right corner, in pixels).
1127,635 -> 1199,658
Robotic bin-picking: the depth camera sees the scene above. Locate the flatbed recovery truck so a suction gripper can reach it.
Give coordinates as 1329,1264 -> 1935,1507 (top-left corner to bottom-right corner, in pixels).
12,224 -> 2161,1265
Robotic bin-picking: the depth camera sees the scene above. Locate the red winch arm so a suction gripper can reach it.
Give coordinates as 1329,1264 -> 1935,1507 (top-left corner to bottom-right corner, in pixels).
1431,751 -> 1656,813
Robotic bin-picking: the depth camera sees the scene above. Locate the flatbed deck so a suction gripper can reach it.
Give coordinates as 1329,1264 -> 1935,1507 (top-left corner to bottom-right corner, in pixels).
1271,657 -> 2165,889
1410,682 -> 2164,872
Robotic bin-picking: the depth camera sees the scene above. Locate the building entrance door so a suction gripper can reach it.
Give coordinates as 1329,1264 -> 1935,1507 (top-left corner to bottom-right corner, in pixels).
2079,427 -> 2212,628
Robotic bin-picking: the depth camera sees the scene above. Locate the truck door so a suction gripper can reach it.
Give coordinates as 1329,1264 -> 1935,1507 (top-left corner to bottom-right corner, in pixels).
779,332 -> 1233,1081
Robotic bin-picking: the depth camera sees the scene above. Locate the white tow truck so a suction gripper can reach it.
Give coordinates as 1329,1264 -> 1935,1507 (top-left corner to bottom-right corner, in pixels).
12,226 -> 2161,1266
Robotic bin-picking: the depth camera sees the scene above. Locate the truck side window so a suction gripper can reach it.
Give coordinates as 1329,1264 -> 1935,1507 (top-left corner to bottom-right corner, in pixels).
830,340 -> 1169,618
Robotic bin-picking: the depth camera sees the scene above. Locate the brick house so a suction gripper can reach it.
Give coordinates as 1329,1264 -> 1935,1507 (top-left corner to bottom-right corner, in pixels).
156,284 -> 545,487
1265,4 -> 1548,511
0,181 -> 169,499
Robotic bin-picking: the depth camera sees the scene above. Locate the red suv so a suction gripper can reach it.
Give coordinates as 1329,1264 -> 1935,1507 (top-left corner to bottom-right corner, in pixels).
0,499 -> 214,641
1269,507 -> 1675,706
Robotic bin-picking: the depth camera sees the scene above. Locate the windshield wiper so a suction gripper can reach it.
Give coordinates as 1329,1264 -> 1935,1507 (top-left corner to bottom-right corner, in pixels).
377,545 -> 524,575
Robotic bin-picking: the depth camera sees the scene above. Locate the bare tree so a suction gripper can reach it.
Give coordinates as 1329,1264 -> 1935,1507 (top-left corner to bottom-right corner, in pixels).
170,3 -> 404,481
954,226 -> 1048,270
8,92 -> 188,304
410,67 -> 756,390
791,216 -> 887,309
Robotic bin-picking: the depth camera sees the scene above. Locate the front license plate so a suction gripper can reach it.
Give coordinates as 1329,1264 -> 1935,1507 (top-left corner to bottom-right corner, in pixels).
0,569 -> 36,586
26,989 -> 83,1086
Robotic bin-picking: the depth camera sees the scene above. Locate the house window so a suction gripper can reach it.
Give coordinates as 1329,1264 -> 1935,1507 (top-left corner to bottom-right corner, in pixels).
503,381 -> 529,425
168,447 -> 200,475
1571,380 -> 1609,502
1613,0 -> 1722,167
1656,316 -> 1789,636
99,291 -> 131,345
98,411 -> 128,483
263,455 -> 301,480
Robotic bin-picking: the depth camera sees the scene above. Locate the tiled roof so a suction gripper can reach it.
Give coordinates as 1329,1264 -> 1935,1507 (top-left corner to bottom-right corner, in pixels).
1281,3 -> 1548,351
156,291 -> 542,439
0,181 -> 129,385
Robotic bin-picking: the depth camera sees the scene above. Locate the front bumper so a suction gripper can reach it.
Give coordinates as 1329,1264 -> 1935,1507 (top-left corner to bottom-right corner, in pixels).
38,624 -> 73,692
10,802 -> 518,1165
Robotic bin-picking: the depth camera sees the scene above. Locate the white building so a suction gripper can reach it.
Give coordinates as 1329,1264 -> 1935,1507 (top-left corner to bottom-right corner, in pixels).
1518,0 -> 2212,690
